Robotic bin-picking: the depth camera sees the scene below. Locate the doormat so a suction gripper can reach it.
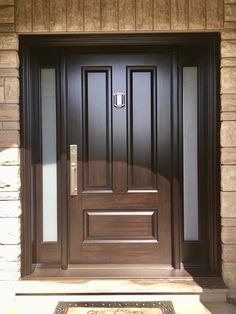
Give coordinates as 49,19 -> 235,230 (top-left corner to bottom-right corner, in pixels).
54,301 -> 176,314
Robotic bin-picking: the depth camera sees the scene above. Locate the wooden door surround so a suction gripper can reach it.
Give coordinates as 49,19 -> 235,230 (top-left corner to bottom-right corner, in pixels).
20,34 -> 220,278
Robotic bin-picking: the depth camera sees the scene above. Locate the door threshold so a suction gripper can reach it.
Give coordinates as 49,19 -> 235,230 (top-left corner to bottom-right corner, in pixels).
23,264 -> 217,280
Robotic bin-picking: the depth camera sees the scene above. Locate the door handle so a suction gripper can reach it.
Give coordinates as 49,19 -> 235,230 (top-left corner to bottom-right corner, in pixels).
114,93 -> 126,108
70,145 -> 78,196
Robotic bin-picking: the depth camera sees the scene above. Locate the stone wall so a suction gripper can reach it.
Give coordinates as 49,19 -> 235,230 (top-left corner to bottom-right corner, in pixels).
221,30 -> 236,291
0,0 -> 236,294
0,0 -> 20,281
15,0 -> 224,32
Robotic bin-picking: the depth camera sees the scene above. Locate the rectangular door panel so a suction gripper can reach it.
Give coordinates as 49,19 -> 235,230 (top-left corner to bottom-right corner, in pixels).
82,67 -> 112,192
83,209 -> 158,241
127,67 -> 157,191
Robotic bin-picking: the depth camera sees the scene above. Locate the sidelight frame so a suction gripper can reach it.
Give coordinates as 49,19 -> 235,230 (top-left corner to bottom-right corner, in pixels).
20,33 -> 220,277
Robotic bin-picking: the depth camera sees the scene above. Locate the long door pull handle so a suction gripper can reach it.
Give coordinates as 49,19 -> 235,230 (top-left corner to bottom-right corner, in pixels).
70,145 -> 78,196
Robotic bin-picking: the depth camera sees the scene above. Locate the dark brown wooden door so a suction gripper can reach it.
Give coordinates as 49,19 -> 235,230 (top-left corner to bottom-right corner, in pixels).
67,51 -> 172,265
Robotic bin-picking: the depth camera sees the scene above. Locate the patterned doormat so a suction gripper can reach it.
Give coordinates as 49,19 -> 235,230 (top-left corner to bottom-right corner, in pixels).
54,301 -> 176,314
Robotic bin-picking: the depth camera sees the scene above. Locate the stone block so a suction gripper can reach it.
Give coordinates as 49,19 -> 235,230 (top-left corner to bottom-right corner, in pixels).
221,94 -> 236,111
222,31 -> 236,40
222,218 -> 236,226
0,261 -> 20,272
221,192 -> 236,217
221,58 -> 236,67
221,148 -> 236,164
221,121 -> 236,147
0,78 -> 4,86
225,21 -> 236,28
0,191 -> 20,201
0,148 -> 20,165
0,244 -> 20,262
221,166 -> 236,191
221,40 -> 236,57
0,166 -> 20,192
0,5 -> 14,23
0,51 -> 18,68
0,23 -> 14,33
222,227 -> 236,244
0,105 -> 19,120
222,263 -> 236,288
0,131 -> 19,147
221,68 -> 236,94
225,4 -> 236,22
0,218 -> 20,244
0,34 -> 18,50
0,1 -> 14,5
222,244 -> 236,262
0,69 -> 18,77
221,112 -> 236,121
0,270 -> 20,280
4,78 -> 19,103
2,122 -> 20,130
0,200 -> 21,217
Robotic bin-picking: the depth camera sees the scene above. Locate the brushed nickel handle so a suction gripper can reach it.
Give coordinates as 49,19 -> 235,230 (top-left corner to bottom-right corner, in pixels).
70,145 -> 78,196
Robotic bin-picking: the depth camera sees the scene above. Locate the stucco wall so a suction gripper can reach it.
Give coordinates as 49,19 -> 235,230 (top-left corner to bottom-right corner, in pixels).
0,0 -> 236,292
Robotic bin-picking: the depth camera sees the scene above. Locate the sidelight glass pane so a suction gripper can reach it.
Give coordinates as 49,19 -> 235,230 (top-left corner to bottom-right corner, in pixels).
41,68 -> 58,242
183,67 -> 199,241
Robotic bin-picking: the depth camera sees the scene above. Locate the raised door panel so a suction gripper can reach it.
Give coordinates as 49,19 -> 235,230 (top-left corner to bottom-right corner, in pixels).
82,67 -> 112,191
84,210 -> 158,241
127,67 -> 157,191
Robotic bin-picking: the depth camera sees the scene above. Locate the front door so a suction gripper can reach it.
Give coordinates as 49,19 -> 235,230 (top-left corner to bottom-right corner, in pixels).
24,35 -> 220,277
67,51 -> 172,265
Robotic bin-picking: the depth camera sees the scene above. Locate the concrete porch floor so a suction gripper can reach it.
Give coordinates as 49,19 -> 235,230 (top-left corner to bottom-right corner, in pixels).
1,294 -> 236,314
0,279 -> 235,314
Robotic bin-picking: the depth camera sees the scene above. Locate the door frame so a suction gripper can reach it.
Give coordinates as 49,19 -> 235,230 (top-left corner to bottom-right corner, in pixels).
20,33 -> 220,278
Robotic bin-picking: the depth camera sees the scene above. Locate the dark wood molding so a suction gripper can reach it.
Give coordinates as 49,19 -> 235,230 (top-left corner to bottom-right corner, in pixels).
19,33 -> 220,47
20,38 -> 33,276
59,48 -> 69,270
207,38 -> 221,274
172,47 -> 181,269
20,33 -> 220,277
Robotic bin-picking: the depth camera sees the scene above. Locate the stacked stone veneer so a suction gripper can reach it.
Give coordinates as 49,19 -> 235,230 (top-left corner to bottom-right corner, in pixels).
0,0 -> 235,296
221,32 -> 236,292
0,0 -> 20,281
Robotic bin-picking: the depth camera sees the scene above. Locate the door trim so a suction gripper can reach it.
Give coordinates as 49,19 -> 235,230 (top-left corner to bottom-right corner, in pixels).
20,33 -> 220,278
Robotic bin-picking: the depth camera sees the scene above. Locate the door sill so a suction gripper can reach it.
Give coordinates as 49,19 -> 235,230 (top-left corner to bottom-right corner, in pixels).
24,264 -> 217,280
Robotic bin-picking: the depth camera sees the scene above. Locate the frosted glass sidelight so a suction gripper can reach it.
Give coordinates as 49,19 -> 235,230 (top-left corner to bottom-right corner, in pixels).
183,67 -> 199,242
41,68 -> 58,242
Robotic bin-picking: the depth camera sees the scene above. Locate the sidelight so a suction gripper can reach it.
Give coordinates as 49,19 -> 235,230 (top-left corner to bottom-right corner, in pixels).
183,67 -> 199,242
41,68 -> 58,242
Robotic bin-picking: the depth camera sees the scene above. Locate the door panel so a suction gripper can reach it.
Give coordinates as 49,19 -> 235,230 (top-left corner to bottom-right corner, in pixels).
127,67 -> 157,190
82,67 -> 112,191
67,52 -> 172,265
83,210 -> 158,241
